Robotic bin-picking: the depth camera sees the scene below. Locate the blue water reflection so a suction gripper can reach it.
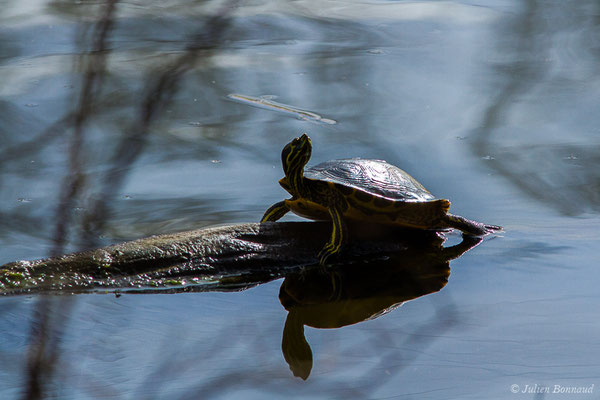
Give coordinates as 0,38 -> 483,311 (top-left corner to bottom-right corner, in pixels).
1,0 -> 599,398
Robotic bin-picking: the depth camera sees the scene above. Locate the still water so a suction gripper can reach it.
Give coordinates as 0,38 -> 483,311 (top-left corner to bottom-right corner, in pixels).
1,0 -> 599,398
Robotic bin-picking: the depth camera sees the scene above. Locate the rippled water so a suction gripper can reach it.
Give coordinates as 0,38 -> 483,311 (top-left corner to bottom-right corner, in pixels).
1,0 -> 599,399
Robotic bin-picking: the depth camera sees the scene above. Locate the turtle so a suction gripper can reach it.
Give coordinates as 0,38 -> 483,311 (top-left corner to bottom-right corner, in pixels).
261,133 -> 501,264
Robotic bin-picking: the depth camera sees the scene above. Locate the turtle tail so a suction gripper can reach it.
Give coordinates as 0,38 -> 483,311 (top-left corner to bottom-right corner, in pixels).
445,214 -> 502,236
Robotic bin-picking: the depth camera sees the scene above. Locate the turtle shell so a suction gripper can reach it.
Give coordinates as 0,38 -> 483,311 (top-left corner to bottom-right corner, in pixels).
304,158 -> 435,202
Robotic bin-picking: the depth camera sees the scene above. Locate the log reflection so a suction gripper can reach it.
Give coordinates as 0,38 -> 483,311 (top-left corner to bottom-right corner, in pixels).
279,234 -> 481,380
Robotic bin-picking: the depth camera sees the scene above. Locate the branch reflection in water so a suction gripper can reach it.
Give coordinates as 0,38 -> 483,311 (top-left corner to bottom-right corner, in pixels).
13,1 -> 239,398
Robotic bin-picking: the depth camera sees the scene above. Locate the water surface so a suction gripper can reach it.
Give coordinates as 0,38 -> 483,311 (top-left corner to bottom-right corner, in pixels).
1,0 -> 599,399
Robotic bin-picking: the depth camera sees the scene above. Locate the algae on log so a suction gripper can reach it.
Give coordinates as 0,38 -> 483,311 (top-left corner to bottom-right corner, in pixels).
0,221 -> 479,295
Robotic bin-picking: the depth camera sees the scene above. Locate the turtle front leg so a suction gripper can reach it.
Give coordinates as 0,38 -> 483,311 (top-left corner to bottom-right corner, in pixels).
317,207 -> 347,265
261,200 -> 291,222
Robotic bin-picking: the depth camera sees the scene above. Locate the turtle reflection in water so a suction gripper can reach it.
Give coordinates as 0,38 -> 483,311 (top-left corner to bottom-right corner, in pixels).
262,134 -> 501,264
279,232 -> 482,380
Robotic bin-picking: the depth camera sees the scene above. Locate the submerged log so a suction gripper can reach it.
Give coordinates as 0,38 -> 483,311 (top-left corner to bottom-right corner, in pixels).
0,221 -> 481,295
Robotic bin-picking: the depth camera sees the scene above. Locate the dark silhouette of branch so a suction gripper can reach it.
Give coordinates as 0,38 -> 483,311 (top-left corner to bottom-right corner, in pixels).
51,0 -> 118,257
22,2 -> 119,400
81,2 -> 238,249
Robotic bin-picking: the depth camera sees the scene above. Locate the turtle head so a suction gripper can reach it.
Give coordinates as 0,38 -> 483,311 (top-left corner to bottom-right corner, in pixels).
281,134 -> 312,188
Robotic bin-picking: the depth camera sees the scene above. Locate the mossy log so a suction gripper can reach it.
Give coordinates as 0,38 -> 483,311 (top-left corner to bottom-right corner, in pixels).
0,222 -> 480,295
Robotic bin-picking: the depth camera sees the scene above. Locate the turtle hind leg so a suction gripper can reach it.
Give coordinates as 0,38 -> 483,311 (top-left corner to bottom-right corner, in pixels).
445,214 -> 502,236
317,207 -> 347,265
261,200 -> 290,222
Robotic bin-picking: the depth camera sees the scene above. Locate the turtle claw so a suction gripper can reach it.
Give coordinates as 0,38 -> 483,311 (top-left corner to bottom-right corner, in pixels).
484,224 -> 503,233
